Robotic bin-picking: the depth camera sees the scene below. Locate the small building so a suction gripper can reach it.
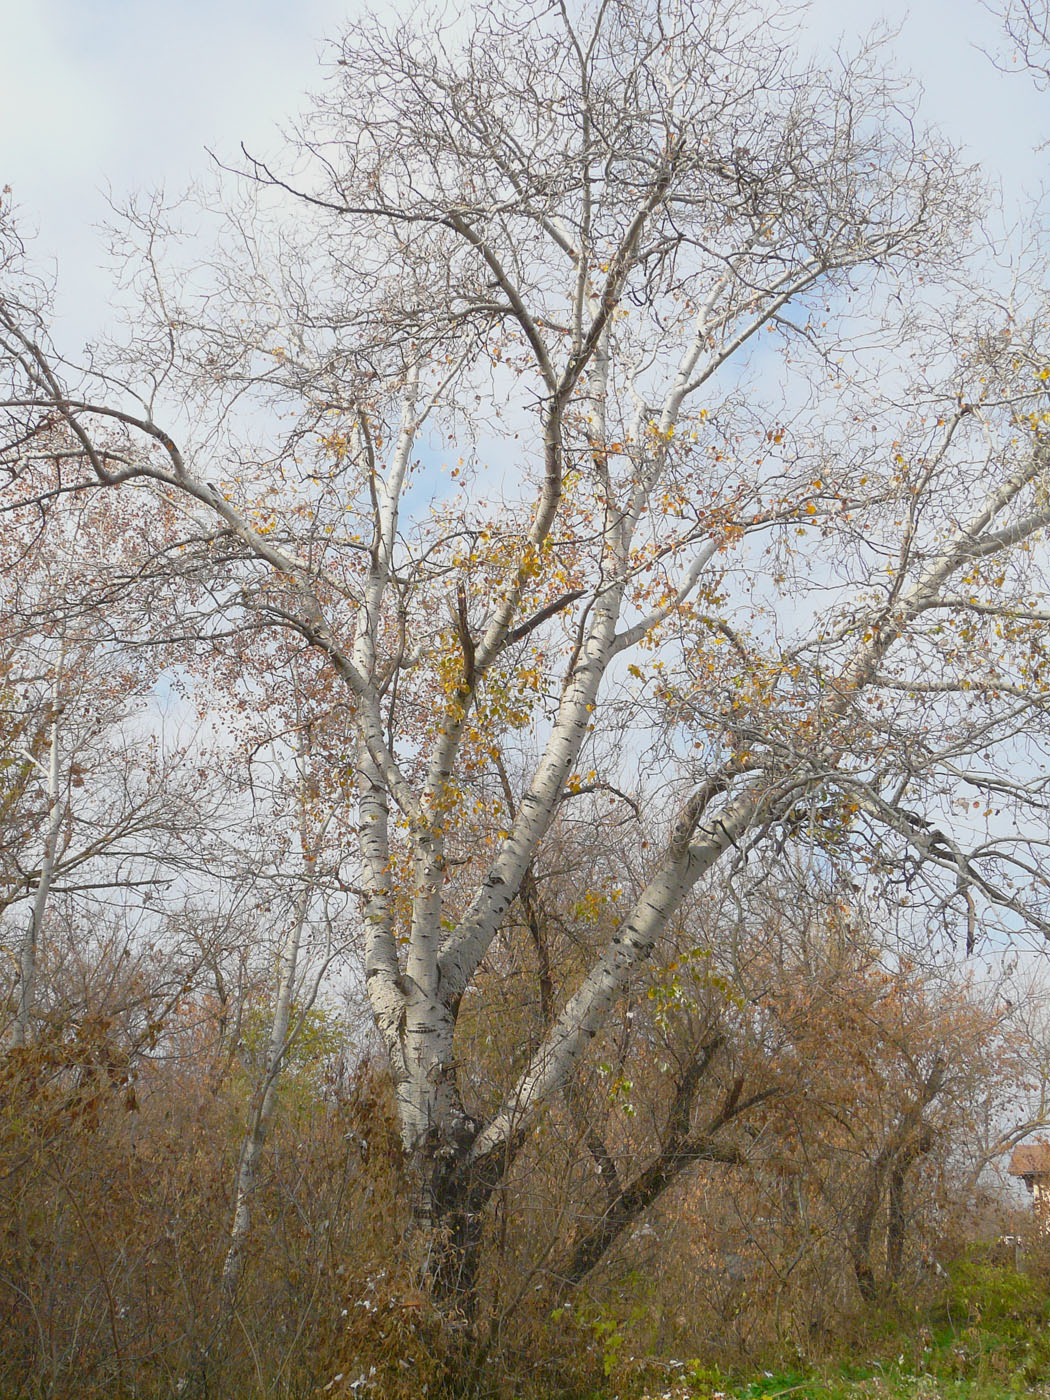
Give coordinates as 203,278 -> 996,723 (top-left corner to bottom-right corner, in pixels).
1008,1141 -> 1050,1214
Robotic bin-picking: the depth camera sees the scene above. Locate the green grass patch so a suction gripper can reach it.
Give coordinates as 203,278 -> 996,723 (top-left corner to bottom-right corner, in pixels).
617,1257 -> 1050,1400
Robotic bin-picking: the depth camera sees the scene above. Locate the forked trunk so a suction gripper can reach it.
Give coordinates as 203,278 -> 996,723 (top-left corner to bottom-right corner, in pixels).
410,1136 -> 493,1318
389,990 -> 488,1318
389,987 -> 519,1318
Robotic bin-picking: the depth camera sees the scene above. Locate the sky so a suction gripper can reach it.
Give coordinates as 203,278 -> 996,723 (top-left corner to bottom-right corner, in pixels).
0,0 -> 351,339
1,0 -> 1048,350
803,0 -> 1047,198
5,0 -> 1050,1069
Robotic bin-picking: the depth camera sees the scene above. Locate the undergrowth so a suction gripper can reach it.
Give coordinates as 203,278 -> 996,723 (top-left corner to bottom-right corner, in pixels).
307,1251 -> 1050,1400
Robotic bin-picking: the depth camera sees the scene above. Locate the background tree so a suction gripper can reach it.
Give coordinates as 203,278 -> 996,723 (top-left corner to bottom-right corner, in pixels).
0,487 -> 229,1048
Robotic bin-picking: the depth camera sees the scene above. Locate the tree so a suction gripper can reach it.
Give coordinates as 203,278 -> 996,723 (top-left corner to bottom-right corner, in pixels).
600,892 -> 1042,1353
217,718 -> 340,1312
0,488 -> 229,1049
997,0 -> 1050,83
4,0 -> 1050,1317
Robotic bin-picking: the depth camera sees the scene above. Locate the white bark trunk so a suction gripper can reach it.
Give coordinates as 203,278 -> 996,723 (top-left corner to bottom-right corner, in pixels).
219,734 -> 331,1305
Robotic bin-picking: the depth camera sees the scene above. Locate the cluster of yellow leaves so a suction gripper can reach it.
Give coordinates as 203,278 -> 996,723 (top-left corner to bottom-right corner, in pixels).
569,884 -> 622,925
318,431 -> 349,462
645,948 -> 746,1032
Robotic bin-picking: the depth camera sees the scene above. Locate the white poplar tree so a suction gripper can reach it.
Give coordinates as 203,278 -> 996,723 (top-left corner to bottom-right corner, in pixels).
5,0 -> 1050,1313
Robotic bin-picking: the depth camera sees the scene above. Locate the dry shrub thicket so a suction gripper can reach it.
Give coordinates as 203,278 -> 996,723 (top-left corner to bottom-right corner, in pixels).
0,877 -> 1043,1400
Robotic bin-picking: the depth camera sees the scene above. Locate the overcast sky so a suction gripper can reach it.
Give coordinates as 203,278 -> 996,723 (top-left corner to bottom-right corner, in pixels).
0,0 -> 1046,344
3,1 -> 1048,990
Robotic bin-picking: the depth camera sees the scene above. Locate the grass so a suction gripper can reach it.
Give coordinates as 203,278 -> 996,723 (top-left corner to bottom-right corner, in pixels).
618,1255 -> 1050,1400
631,1358 -> 1050,1400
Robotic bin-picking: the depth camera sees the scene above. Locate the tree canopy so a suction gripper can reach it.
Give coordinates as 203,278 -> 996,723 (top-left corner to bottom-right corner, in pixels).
4,0 -> 1050,1325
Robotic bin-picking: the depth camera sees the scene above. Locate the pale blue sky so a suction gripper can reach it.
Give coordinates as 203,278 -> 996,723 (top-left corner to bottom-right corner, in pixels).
0,0 -> 1046,342
805,0 -> 1047,192
1,0 -> 349,335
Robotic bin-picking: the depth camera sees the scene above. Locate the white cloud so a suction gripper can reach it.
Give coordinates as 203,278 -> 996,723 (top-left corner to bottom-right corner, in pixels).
1,0 -> 352,338
1,0 -> 1046,345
